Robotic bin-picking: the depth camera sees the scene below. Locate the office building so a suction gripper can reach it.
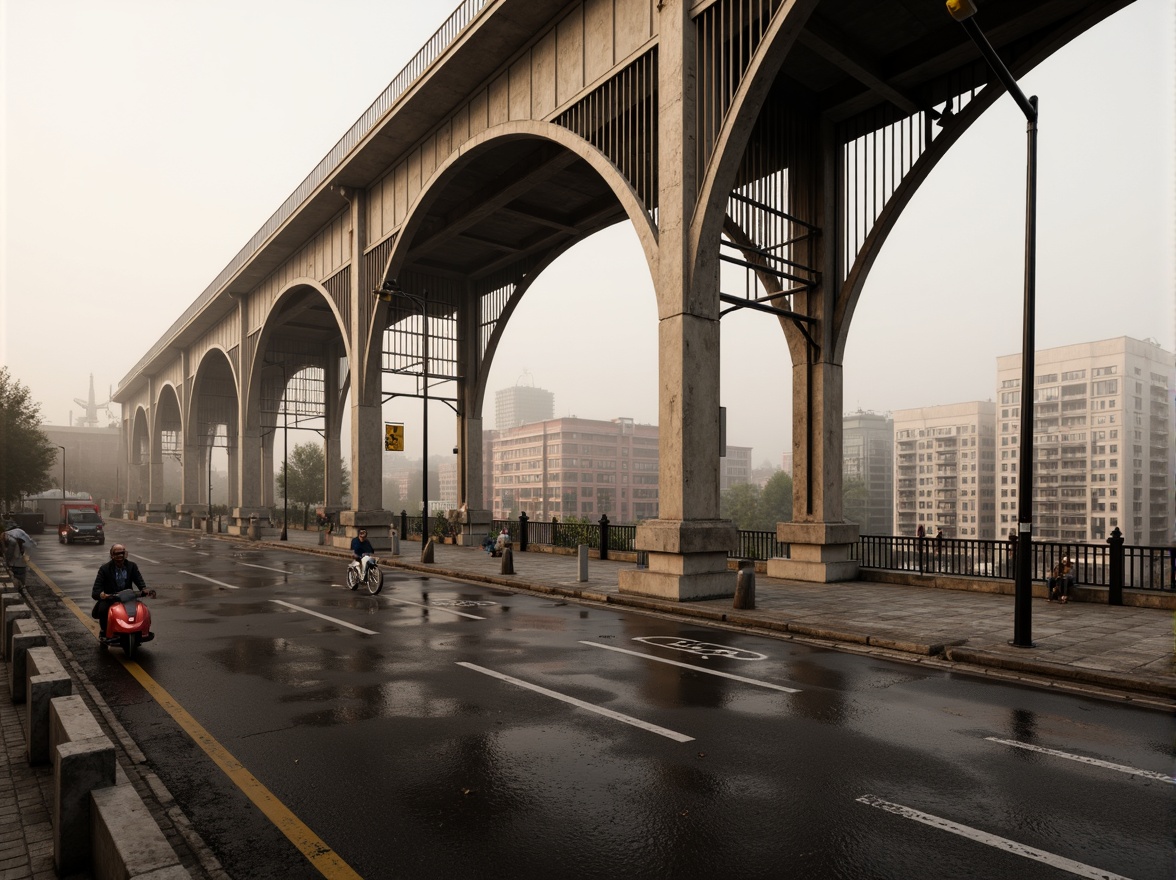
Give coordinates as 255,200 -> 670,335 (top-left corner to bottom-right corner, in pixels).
842,411 -> 894,535
893,402 -> 997,538
720,445 -> 753,490
495,384 -> 555,429
484,416 -> 659,522
995,336 -> 1173,545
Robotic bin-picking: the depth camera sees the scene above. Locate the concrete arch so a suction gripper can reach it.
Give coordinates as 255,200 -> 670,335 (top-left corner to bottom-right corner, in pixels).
129,406 -> 150,507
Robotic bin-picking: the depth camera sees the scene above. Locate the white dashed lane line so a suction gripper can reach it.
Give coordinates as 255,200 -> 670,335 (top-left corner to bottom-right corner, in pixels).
986,737 -> 1175,785
579,641 -> 801,693
269,600 -> 378,635
856,795 -> 1133,880
178,571 -> 239,589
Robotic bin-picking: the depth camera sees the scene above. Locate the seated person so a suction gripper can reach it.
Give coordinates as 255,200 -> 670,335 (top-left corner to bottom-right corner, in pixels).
350,528 -> 375,578
481,533 -> 496,554
495,528 -> 510,554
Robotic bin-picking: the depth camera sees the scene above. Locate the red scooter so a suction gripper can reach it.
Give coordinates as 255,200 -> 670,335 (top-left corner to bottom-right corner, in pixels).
100,588 -> 157,659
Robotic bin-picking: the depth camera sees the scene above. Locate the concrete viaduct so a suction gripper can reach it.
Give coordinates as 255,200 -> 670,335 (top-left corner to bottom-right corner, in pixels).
113,0 -> 1134,600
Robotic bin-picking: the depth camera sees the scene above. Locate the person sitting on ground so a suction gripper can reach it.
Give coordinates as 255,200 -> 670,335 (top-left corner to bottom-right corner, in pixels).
92,544 -> 153,627
495,527 -> 510,555
350,528 -> 375,579
481,533 -> 496,555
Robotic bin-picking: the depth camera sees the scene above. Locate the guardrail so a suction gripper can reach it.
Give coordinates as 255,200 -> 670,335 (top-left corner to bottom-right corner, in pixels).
854,532 -> 1175,593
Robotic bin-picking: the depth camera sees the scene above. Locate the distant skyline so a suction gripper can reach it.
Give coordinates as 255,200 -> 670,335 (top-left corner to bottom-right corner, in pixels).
3,0 -> 1172,470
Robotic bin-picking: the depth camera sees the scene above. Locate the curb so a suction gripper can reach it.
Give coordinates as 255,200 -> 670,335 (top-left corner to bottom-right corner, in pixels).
945,646 -> 1176,699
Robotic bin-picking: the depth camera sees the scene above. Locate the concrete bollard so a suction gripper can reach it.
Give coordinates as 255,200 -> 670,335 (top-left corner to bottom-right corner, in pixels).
26,647 -> 72,765
500,545 -> 515,575
247,514 -> 260,541
51,695 -> 116,876
91,783 -> 186,880
390,528 -> 400,556
577,545 -> 589,583
421,538 -> 435,564
733,561 -> 756,610
9,617 -> 47,703
2,601 -> 31,661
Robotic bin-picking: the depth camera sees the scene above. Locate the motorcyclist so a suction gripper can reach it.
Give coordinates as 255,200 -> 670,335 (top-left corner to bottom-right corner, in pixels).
92,544 -> 154,626
350,528 -> 375,580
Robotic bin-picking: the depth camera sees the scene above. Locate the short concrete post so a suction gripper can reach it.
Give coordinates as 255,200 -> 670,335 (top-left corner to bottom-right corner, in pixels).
421,538 -> 435,564
577,545 -> 589,583
3,601 -> 31,661
26,647 -> 72,765
51,695 -> 116,876
390,528 -> 400,556
91,784 -> 184,879
501,544 -> 514,575
733,561 -> 756,610
247,514 -> 260,541
9,617 -> 47,703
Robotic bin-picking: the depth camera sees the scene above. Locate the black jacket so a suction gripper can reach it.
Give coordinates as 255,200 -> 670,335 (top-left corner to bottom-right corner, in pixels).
92,559 -> 147,599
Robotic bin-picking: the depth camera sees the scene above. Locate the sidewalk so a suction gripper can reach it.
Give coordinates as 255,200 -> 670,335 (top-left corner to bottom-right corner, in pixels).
274,527 -> 1176,707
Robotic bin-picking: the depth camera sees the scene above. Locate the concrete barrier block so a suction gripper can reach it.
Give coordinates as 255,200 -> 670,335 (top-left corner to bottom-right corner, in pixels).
1,596 -> 30,659
51,693 -> 105,756
26,647 -> 71,764
91,783 -> 186,880
54,736 -> 116,875
9,617 -> 47,703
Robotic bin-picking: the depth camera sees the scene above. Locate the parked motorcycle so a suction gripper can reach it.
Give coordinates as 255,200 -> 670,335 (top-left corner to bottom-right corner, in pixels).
347,557 -> 383,595
99,588 -> 157,658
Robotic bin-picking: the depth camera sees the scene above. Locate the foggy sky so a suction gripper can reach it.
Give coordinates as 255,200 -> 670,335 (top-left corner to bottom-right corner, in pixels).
2,0 -> 1173,469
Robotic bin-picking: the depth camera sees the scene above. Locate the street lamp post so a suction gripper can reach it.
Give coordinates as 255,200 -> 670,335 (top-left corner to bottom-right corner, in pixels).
56,446 -> 66,507
947,0 -> 1038,647
375,279 -> 430,547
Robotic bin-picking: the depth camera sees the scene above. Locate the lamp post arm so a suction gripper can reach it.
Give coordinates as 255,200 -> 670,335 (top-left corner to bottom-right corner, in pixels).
958,17 -> 1037,122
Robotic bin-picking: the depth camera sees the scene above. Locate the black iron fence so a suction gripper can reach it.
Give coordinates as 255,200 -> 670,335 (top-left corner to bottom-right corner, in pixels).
854,531 -> 1174,593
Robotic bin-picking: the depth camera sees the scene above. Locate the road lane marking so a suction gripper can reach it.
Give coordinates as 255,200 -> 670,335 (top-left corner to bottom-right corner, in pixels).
28,561 -> 363,879
133,553 -> 161,564
387,596 -> 484,620
179,571 -> 239,589
986,737 -> 1175,785
270,600 -> 378,635
163,543 -> 192,551
633,636 -> 767,660
457,662 -> 694,742
240,562 -> 293,574
856,796 -> 1132,880
579,641 -> 800,693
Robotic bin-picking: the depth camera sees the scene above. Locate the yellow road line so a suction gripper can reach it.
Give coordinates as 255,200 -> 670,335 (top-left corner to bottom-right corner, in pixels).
29,561 -> 363,880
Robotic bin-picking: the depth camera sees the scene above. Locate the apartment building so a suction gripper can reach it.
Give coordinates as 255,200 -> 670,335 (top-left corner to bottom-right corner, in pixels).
995,336 -> 1173,545
843,410 -> 894,535
484,416 -> 659,522
893,402 -> 997,538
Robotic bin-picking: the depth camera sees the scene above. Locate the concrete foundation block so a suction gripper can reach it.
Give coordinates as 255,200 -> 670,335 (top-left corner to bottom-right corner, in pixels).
26,647 -> 72,764
91,783 -> 186,880
9,617 -> 47,702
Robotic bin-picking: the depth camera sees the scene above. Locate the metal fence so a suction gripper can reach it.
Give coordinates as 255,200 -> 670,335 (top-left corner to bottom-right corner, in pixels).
854,534 -> 1175,592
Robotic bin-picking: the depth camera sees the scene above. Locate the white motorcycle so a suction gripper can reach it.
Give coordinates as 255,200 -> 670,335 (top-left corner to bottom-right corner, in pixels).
347,556 -> 383,595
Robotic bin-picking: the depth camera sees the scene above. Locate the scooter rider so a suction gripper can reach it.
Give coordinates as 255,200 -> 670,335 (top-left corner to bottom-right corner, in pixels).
350,528 -> 375,580
92,544 -> 153,624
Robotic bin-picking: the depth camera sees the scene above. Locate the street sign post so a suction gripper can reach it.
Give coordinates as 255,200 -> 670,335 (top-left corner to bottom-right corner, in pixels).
385,423 -> 404,452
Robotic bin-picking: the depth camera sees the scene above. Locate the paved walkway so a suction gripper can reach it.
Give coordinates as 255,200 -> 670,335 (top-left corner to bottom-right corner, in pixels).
3,523 -> 1172,879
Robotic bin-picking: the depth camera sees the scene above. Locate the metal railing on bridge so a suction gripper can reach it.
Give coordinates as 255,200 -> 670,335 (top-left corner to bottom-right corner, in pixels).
854,532 -> 1174,595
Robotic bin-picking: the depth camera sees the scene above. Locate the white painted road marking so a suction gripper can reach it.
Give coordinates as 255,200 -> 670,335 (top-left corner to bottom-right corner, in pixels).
633,636 -> 767,660
580,641 -> 800,693
856,796 -> 1133,880
986,737 -> 1176,785
387,596 -> 484,620
134,553 -> 161,564
457,662 -> 694,743
179,571 -> 239,589
239,562 -> 293,574
270,600 -> 378,635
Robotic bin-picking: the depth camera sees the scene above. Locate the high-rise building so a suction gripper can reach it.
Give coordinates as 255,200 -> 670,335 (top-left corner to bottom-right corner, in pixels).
495,384 -> 555,429
893,402 -> 997,539
484,416 -> 659,522
995,336 -> 1173,545
720,445 -> 753,490
842,411 -> 893,535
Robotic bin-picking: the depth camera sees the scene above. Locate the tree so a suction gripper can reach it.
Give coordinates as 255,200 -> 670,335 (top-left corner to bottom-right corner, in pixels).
759,470 -> 794,527
720,483 -> 762,530
0,368 -> 56,510
276,442 -> 350,508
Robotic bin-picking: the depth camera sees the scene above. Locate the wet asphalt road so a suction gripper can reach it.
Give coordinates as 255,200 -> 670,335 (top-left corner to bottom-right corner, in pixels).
27,523 -> 1174,880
